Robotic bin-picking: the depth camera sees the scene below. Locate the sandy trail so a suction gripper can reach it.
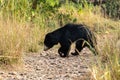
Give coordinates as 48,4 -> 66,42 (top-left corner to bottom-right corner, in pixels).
0,48 -> 96,80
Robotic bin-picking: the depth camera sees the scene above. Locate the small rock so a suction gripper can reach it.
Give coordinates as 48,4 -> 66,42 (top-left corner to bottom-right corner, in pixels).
8,72 -> 17,75
64,74 -> 70,78
78,71 -> 85,73
49,56 -> 56,59
0,71 -> 4,75
19,73 -> 27,76
36,68 -> 41,71
73,64 -> 78,67
47,75 -> 54,79
50,62 -> 56,65
16,75 -> 22,79
41,52 -> 48,56
80,66 -> 88,68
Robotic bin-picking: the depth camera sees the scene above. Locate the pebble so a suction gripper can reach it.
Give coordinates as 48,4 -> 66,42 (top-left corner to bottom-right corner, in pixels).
0,71 -> 4,75
8,72 -> 17,75
0,49 -> 95,80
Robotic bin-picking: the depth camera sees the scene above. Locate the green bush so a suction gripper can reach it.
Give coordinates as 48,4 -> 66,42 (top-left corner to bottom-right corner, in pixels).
105,0 -> 120,20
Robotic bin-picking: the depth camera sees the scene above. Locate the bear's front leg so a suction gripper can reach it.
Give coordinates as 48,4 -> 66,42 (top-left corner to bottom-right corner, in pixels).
58,46 -> 70,57
58,38 -> 71,57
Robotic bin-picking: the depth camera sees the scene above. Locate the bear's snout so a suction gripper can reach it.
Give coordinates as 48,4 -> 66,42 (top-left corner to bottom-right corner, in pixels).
44,45 -> 50,51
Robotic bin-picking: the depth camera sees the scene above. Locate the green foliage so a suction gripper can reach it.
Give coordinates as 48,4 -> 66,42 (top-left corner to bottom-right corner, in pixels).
0,0 -> 32,21
37,0 -> 60,14
105,0 -> 120,19
46,0 -> 59,7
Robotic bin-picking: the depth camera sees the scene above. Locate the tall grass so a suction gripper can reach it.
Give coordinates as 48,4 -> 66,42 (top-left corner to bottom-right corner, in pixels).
0,18 -> 48,68
91,30 -> 120,80
0,19 -> 28,66
0,0 -> 49,66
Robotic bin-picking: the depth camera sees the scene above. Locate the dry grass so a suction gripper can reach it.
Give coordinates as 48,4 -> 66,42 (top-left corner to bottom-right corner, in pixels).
0,16 -> 51,68
0,18 -> 29,67
91,31 -> 120,80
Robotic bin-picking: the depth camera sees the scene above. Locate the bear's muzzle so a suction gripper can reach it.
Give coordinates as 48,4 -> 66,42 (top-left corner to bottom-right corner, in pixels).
44,45 -> 50,51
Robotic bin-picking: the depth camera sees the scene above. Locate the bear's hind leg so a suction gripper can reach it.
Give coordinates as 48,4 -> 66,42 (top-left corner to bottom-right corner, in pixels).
71,40 -> 84,56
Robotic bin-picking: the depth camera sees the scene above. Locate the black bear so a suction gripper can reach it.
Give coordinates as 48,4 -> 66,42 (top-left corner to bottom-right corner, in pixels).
44,23 -> 98,57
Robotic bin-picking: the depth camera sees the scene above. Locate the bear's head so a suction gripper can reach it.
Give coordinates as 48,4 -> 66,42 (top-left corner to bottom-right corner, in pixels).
44,32 -> 59,51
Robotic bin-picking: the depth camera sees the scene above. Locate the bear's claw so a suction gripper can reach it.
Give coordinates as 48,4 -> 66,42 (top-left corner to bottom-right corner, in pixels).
71,52 -> 79,56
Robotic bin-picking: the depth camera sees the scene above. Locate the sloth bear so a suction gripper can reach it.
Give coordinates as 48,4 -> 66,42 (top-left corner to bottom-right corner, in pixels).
44,23 -> 98,57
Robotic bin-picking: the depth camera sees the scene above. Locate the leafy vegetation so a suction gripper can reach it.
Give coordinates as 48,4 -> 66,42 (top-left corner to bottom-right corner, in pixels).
104,0 -> 120,20
0,0 -> 120,80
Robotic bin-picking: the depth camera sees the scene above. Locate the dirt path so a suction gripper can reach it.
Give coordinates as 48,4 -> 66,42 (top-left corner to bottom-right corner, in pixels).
0,48 -> 96,80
